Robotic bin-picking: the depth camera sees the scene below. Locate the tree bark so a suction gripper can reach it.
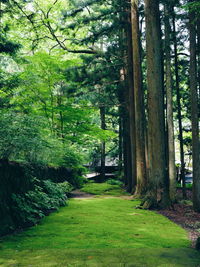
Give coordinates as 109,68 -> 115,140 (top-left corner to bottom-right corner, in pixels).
125,5 -> 136,193
197,18 -> 200,100
100,106 -> 106,181
118,68 -> 132,188
164,3 -> 176,202
122,99 -> 133,191
144,0 -> 170,208
172,10 -> 186,198
189,5 -> 200,212
118,11 -> 133,189
118,113 -> 123,173
131,0 -> 147,196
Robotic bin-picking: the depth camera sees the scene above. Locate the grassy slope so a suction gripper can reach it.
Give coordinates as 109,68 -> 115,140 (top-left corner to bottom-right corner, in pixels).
0,185 -> 200,266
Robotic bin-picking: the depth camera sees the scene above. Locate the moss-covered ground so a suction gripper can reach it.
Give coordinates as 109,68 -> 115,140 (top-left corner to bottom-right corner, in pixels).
81,182 -> 129,196
0,184 -> 200,266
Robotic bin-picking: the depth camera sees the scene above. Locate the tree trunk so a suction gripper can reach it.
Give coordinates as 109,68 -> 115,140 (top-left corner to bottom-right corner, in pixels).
122,101 -> 133,191
144,0 -> 170,208
100,106 -> 106,181
189,5 -> 200,212
172,11 -> 186,198
118,113 -> 123,173
118,68 -> 132,189
125,5 -> 136,193
57,89 -> 64,139
164,3 -> 176,202
118,4 -> 134,191
131,0 -> 147,196
197,18 -> 200,101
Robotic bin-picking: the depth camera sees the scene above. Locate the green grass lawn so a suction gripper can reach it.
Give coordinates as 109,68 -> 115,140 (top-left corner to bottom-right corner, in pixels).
0,187 -> 200,266
81,182 -> 129,196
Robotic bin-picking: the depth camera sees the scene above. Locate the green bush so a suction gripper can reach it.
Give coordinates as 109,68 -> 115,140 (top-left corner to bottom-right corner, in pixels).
57,181 -> 74,196
11,180 -> 73,227
12,188 -> 47,226
0,159 -> 80,236
42,180 -> 72,202
71,175 -> 88,189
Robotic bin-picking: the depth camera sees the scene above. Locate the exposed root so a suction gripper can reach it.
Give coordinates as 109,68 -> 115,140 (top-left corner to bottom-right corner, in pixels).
136,195 -> 158,210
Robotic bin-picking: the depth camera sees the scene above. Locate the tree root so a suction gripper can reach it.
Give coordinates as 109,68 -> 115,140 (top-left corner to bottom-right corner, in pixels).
136,195 -> 173,210
136,195 -> 158,210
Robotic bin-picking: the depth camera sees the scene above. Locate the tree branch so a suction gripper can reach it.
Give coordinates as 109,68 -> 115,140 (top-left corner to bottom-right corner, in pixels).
10,0 -> 100,55
46,0 -> 59,18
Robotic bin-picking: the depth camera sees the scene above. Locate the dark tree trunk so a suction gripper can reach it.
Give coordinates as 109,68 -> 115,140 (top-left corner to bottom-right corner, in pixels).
124,4 -> 136,193
122,100 -> 133,191
100,106 -> 106,181
197,18 -> 200,100
57,91 -> 64,139
118,4 -> 134,191
144,0 -> 170,208
118,113 -> 123,173
189,5 -> 200,212
118,68 -> 132,188
172,11 -> 186,198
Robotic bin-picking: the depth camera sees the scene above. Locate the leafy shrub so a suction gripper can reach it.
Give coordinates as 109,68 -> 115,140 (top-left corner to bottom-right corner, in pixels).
57,181 -> 74,196
71,175 -> 88,189
0,159 -> 81,236
42,180 -> 73,201
12,188 -> 47,226
11,180 -> 73,227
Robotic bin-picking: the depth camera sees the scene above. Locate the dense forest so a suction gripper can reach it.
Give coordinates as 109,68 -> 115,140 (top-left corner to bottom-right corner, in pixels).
0,0 -> 199,242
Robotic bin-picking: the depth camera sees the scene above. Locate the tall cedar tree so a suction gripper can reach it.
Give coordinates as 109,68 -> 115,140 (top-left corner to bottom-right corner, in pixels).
172,6 -> 186,198
126,3 -> 136,193
144,0 -> 170,208
188,1 -> 200,212
164,2 -> 176,201
131,0 -> 147,196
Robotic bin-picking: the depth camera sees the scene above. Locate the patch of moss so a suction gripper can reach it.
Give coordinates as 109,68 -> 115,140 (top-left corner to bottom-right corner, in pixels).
0,248 -> 200,266
81,182 -> 129,196
0,192 -> 199,266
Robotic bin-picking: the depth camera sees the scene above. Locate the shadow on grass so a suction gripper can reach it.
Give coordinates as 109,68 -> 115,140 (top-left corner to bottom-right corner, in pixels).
0,248 -> 200,266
